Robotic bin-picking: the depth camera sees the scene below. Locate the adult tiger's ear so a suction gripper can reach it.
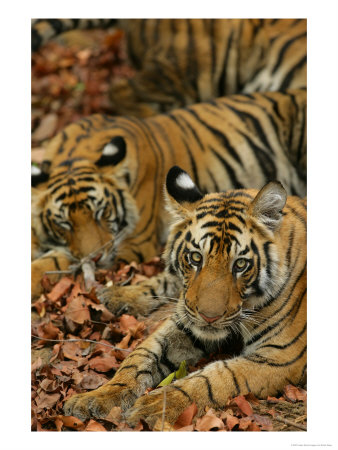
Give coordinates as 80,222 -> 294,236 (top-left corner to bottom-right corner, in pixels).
249,181 -> 287,231
165,166 -> 203,218
96,136 -> 126,167
31,162 -> 50,187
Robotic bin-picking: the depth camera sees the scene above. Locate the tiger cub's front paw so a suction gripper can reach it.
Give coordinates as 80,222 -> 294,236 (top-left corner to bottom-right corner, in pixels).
64,383 -> 138,421
125,385 -> 191,427
96,284 -> 159,317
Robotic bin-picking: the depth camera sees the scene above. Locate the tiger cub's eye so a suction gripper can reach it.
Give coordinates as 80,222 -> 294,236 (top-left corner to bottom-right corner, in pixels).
190,251 -> 202,265
234,258 -> 248,272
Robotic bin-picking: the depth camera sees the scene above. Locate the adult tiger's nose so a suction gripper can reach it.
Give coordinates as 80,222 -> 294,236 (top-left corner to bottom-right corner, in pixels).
199,312 -> 223,323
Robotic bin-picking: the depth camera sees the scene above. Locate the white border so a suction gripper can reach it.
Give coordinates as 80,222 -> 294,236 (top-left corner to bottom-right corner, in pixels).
1,1 -> 337,449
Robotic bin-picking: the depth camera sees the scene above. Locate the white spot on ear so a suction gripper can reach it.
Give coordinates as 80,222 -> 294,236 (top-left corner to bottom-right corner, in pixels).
102,143 -> 119,156
176,172 -> 195,190
31,165 -> 41,176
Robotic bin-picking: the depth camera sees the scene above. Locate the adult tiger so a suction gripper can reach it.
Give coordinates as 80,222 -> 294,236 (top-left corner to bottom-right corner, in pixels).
64,166 -> 307,426
32,18 -> 307,116
31,89 -> 306,297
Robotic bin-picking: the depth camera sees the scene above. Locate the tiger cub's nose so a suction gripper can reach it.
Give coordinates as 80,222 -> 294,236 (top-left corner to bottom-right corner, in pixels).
199,312 -> 223,323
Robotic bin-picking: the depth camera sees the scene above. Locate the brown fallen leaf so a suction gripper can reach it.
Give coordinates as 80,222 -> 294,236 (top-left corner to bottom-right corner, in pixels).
225,414 -> 240,430
232,395 -> 253,416
62,341 -> 83,361
284,384 -> 307,403
54,417 -> 63,432
47,278 -> 73,302
251,414 -> 273,431
119,314 -> 140,333
85,419 -> 107,431
35,391 -> 60,412
176,424 -> 195,431
238,416 -> 253,431
174,403 -> 198,429
195,409 -> 225,431
65,295 -> 90,324
36,321 -> 61,341
31,357 -> 43,372
56,415 -> 86,430
87,301 -> 115,321
87,355 -> 119,372
78,371 -> 108,390
248,422 -> 261,431
39,378 -> 59,393
245,392 -> 260,405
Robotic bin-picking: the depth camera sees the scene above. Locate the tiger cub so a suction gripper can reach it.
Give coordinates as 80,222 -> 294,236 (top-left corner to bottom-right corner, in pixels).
64,166 -> 307,426
32,19 -> 306,116
31,90 -> 306,298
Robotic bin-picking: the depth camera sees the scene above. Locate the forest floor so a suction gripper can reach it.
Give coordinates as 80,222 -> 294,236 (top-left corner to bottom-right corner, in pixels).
31,28 -> 307,432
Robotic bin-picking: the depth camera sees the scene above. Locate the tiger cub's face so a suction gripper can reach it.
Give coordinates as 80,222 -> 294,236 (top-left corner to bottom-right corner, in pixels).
31,137 -> 139,266
164,166 -> 287,342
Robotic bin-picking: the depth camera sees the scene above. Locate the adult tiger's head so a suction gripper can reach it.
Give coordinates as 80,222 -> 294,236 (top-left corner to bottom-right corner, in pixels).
164,166 -> 288,342
31,136 -> 139,266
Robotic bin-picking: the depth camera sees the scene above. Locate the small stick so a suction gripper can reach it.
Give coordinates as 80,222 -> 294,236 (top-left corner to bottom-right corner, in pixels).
161,387 -> 167,432
31,335 -> 131,352
273,414 -> 307,431
44,270 -> 73,275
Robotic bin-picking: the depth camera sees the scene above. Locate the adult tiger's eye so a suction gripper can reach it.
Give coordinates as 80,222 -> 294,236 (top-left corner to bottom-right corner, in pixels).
190,251 -> 202,265
234,258 -> 247,271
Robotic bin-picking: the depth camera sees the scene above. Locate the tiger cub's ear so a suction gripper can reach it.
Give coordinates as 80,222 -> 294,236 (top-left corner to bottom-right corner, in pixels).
249,181 -> 287,231
165,166 -> 203,218
96,136 -> 126,167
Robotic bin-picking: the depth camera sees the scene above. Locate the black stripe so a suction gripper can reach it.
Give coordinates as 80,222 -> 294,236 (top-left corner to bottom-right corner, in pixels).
248,239 -> 263,296
223,361 -> 240,395
239,245 -> 249,256
260,323 -> 306,350
225,104 -> 274,153
52,257 -> 61,271
246,278 -> 306,346
284,205 -> 307,229
263,242 -> 273,277
201,220 -> 222,229
187,109 -> 242,163
194,374 -> 219,406
155,338 -> 177,373
117,364 -> 137,373
210,148 -> 244,188
245,344 -> 306,367
218,30 -> 233,95
227,222 -> 242,234
170,385 -> 193,402
237,130 -> 277,181
271,31 -> 307,74
280,55 -> 307,90
135,370 -> 153,379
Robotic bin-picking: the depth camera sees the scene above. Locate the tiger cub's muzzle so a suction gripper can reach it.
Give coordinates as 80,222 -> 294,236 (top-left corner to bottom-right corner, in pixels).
185,269 -> 243,326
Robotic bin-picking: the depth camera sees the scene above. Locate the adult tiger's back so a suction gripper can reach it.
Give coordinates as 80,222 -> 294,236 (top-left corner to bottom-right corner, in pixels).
32,19 -> 307,116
